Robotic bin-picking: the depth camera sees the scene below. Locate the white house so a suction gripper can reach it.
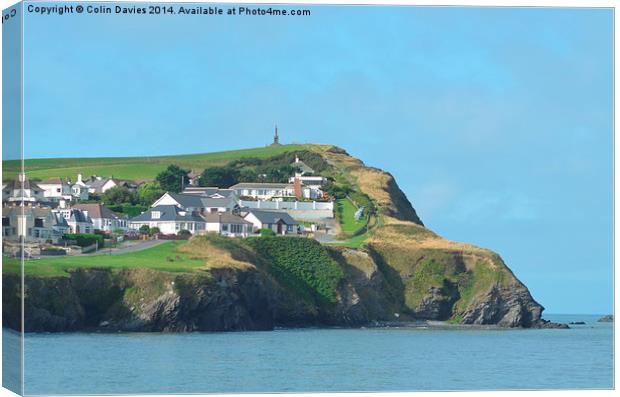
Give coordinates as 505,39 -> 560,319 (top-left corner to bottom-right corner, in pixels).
2,206 -> 69,243
128,205 -> 206,235
53,208 -> 94,234
187,170 -> 201,186
203,212 -> 252,237
152,192 -> 238,214
72,203 -> 128,232
2,174 -> 45,205
74,174 -> 137,196
230,182 -> 296,200
37,177 -> 74,201
242,209 -> 298,235
291,156 -> 315,175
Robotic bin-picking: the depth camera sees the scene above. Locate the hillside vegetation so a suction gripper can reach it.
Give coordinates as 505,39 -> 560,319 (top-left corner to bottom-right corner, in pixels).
3,143 -> 551,329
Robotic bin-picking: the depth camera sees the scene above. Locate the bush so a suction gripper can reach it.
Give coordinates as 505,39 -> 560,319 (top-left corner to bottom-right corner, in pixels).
139,225 -> 150,234
259,228 -> 276,237
63,233 -> 104,248
177,229 -> 192,239
149,227 -> 160,236
108,204 -> 148,217
246,237 -> 344,306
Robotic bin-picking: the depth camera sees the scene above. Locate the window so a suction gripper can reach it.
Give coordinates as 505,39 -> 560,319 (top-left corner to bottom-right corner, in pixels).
2,217 -> 9,227
222,225 -> 228,232
56,188 -> 61,193
34,218 -> 44,228
152,211 -> 161,219
231,224 -> 243,234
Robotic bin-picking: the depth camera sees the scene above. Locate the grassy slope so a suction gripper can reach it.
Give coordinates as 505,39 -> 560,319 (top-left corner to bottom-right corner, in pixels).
3,241 -> 207,277
336,198 -> 366,234
3,144 -> 308,181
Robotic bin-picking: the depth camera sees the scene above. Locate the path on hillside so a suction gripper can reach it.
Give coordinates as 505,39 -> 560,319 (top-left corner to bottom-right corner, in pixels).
80,240 -> 168,256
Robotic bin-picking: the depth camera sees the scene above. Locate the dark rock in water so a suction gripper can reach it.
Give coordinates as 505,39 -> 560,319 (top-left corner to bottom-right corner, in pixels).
569,321 -> 586,325
531,319 -> 569,329
598,315 -> 613,322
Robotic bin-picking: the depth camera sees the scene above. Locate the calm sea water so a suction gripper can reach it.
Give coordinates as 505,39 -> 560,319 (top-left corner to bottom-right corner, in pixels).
3,314 -> 613,395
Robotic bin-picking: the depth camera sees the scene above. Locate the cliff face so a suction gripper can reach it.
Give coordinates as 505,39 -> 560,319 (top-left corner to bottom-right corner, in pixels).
2,144 -> 560,332
316,145 -> 556,328
2,251 -> 399,332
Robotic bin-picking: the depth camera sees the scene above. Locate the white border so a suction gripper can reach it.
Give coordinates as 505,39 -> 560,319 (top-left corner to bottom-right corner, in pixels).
0,1 -> 616,397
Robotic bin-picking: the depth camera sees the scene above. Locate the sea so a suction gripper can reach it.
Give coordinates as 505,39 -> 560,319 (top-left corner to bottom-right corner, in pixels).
2,314 -> 613,395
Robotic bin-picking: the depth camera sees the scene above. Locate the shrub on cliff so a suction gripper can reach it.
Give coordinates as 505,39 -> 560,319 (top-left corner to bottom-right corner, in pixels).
246,237 -> 344,306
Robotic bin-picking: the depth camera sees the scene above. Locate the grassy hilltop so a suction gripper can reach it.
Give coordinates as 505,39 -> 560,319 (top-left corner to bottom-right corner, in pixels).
3,143 -> 549,328
3,145 -> 308,181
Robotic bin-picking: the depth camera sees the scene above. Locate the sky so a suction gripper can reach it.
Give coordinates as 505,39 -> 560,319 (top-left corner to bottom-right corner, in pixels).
8,3 -> 614,314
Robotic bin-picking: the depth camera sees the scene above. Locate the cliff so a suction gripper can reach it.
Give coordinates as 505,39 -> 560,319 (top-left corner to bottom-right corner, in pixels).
2,144 -> 563,331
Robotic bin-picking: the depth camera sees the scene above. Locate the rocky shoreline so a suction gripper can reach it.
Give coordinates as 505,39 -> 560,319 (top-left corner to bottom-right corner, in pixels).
3,262 -> 565,333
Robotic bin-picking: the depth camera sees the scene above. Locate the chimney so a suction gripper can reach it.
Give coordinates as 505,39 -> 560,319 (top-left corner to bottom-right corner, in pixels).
77,174 -> 83,184
293,177 -> 302,200
295,155 -> 300,163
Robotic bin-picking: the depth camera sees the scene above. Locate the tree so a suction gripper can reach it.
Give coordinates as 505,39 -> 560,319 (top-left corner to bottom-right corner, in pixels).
139,225 -> 150,234
199,166 -> 239,188
138,182 -> 165,206
238,168 -> 259,183
148,227 -> 160,236
177,229 -> 192,239
155,164 -> 189,193
102,186 -> 138,205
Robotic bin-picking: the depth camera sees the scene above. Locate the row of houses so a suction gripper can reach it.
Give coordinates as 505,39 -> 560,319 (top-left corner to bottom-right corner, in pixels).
2,173 -> 141,204
2,155 -> 333,243
129,190 -> 299,237
2,203 -> 128,244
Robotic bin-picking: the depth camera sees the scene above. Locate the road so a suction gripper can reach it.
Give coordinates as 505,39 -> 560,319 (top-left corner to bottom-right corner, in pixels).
81,239 -> 168,256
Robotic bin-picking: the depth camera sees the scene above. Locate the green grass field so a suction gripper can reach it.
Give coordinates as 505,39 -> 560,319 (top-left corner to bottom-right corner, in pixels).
2,241 -> 206,277
336,198 -> 367,233
3,144 -> 309,181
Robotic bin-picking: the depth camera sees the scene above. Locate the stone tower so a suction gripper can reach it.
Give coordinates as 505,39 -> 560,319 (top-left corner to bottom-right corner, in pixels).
271,124 -> 281,146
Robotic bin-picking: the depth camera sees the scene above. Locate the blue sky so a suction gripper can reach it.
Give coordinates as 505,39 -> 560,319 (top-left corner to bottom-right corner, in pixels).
14,4 -> 614,314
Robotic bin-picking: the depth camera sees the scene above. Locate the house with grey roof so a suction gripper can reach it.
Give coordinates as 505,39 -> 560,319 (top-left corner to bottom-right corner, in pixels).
203,212 -> 252,237
2,174 -> 45,205
37,177 -> 73,201
129,205 -> 207,235
181,187 -> 236,198
72,203 -> 128,232
2,206 -> 69,243
152,192 -> 239,214
53,208 -> 94,234
242,209 -> 299,235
